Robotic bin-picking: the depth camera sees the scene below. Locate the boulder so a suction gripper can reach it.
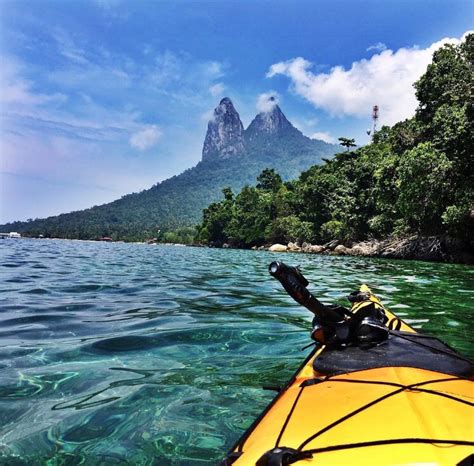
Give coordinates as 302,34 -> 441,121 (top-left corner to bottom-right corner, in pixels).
349,241 -> 380,256
287,241 -> 301,252
333,244 -> 349,255
309,245 -> 325,254
269,243 -> 288,252
347,245 -> 363,256
324,239 -> 340,251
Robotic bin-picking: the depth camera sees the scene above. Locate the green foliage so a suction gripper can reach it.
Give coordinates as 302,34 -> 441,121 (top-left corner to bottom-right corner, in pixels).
415,35 -> 473,125
160,226 -> 197,244
338,137 -> 357,151
197,35 -> 473,247
197,188 -> 235,244
225,187 -> 272,246
266,216 -> 314,244
396,143 -> 452,233
319,220 -> 346,242
256,168 -> 283,192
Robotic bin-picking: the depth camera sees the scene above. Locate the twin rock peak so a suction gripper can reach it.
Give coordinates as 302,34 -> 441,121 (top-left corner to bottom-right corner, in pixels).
202,97 -> 303,162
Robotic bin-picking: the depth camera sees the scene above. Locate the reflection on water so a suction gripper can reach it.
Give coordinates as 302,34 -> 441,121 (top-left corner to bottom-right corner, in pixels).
0,239 -> 472,464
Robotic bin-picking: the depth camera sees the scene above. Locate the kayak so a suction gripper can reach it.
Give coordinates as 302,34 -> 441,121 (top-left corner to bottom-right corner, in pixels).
220,284 -> 473,466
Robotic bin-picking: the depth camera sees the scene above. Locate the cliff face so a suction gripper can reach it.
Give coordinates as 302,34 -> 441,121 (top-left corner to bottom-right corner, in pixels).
202,96 -> 321,164
202,98 -> 246,161
245,99 -> 300,142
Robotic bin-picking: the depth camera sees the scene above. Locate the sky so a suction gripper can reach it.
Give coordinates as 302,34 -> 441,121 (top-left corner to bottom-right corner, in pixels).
1,0 -> 472,224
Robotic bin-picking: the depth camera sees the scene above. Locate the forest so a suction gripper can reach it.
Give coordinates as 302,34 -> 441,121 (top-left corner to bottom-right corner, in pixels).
197,36 -> 473,248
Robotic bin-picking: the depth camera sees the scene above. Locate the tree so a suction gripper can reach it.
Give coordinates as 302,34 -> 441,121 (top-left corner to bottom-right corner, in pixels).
415,34 -> 473,125
256,168 -> 283,192
265,215 -> 314,244
396,143 -> 453,233
196,187 -> 235,244
338,137 -> 357,151
226,186 -> 272,246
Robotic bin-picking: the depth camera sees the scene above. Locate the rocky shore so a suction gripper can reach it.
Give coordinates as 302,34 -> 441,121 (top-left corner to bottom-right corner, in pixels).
244,236 -> 473,264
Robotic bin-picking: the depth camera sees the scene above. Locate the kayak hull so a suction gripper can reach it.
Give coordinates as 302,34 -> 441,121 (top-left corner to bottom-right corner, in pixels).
223,286 -> 473,465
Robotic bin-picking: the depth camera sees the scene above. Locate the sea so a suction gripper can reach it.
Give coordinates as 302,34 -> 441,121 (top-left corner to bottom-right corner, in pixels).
0,239 -> 472,465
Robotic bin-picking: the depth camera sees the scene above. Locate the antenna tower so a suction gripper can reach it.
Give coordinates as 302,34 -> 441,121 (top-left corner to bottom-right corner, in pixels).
372,105 -> 379,137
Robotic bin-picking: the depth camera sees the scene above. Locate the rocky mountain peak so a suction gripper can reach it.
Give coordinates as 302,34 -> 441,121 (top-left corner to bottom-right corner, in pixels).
245,102 -> 300,141
202,97 -> 246,161
219,97 -> 233,107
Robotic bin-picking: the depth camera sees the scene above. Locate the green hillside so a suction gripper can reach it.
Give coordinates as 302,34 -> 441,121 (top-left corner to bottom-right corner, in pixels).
2,114 -> 335,241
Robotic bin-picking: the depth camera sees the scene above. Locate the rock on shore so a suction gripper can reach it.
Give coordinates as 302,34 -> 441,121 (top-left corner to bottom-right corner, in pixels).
269,243 -> 287,252
267,235 -> 473,264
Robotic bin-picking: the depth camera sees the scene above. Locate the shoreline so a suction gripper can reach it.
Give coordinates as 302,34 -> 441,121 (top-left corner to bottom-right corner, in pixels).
10,235 -> 473,264
223,235 -> 474,265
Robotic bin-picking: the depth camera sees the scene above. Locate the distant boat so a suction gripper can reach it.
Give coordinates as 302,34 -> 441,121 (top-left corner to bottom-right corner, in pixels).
0,232 -> 22,239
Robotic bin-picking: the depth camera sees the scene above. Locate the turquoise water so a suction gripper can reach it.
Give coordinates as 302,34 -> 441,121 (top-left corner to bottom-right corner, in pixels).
0,239 -> 472,465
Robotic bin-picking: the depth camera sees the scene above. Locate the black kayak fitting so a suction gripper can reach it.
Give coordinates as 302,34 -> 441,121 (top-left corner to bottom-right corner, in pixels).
268,261 -> 349,323
256,447 -> 313,466
269,261 -> 389,347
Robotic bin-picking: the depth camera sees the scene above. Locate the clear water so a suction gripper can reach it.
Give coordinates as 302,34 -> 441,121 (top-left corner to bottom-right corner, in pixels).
0,239 -> 472,465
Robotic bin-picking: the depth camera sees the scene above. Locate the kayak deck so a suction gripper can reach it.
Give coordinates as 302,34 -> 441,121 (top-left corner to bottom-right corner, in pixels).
222,286 -> 473,465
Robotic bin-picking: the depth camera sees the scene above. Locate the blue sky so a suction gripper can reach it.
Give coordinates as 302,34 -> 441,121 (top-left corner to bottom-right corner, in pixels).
1,0 -> 472,223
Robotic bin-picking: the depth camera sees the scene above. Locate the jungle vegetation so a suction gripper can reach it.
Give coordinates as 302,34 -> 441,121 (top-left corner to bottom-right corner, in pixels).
197,35 -> 473,248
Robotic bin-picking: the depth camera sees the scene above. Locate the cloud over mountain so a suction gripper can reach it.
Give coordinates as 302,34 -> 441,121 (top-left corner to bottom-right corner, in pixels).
310,131 -> 335,144
256,92 -> 280,113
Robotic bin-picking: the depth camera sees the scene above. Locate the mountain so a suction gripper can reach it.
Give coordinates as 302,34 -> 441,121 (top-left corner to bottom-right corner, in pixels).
246,97 -> 296,140
202,97 -> 246,161
2,98 -> 337,240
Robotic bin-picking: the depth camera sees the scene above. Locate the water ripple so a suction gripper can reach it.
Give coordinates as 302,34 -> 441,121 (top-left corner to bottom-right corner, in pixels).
0,239 -> 472,465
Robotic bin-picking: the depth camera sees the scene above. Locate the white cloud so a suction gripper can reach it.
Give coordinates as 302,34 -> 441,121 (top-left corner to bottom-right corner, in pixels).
209,82 -> 226,97
256,91 -> 280,113
367,42 -> 387,53
129,125 -> 162,150
200,108 -> 216,123
267,32 -> 472,126
310,131 -> 335,144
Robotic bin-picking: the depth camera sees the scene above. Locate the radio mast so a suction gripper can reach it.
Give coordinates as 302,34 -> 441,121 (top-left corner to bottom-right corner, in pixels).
372,105 -> 379,138
367,105 -> 379,141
